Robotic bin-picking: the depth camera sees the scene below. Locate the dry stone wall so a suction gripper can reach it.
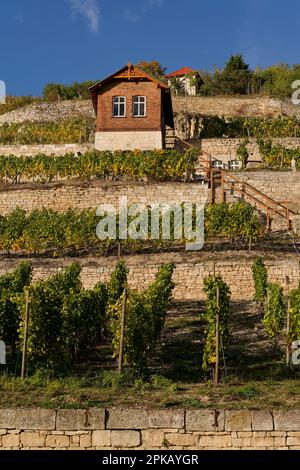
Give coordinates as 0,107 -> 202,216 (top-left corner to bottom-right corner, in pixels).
0,253 -> 298,300
200,138 -> 300,164
1,137 -> 300,163
0,408 -> 300,450
0,100 -> 95,124
0,143 -> 93,156
1,96 -> 298,126
231,171 -> 300,207
172,96 -> 300,118
0,181 -> 208,215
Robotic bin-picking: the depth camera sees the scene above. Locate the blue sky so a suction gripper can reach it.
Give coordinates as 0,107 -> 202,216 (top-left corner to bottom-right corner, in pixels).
1,0 -> 300,96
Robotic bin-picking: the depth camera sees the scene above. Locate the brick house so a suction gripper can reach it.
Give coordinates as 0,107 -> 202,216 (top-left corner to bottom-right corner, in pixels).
89,63 -> 174,151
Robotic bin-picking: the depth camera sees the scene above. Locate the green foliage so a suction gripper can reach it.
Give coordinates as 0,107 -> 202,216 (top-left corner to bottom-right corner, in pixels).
260,63 -> 300,98
63,285 -> 107,361
236,140 -> 249,169
287,288 -> 300,344
0,208 -> 99,254
20,264 -> 82,367
202,275 -> 231,370
198,54 -> 251,95
0,119 -> 94,145
245,116 -> 300,138
43,81 -> 98,101
109,263 -> 175,372
204,202 -> 261,244
199,116 -> 246,138
199,115 -> 300,139
0,203 -> 263,256
136,61 -> 167,81
0,96 -> 42,115
0,149 -> 195,184
252,256 -> 268,303
198,56 -> 300,98
0,262 -> 32,354
107,261 -> 128,305
258,138 -> 300,168
263,283 -> 285,347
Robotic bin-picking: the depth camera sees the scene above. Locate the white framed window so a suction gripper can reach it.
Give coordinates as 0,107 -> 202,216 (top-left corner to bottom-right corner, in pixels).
228,160 -> 241,170
133,96 -> 146,117
113,96 -> 126,117
212,159 -> 225,169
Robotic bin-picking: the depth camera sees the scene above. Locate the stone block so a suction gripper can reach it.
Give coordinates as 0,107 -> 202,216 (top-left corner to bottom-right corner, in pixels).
20,432 -> 46,448
107,408 -> 149,430
79,434 -> 92,448
2,433 -> 20,448
148,410 -> 184,429
165,433 -> 197,447
141,430 -> 165,448
92,430 -> 111,447
45,435 -> 70,448
251,437 -> 274,447
225,411 -> 252,432
274,411 -> 300,431
186,410 -> 224,432
251,411 -> 273,431
0,409 -> 56,430
111,430 -> 141,448
287,437 -> 300,446
198,434 -> 232,448
56,409 -> 105,430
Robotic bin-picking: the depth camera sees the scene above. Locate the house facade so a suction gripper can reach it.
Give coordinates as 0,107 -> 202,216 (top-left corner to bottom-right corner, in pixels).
166,66 -> 202,96
89,63 -> 174,151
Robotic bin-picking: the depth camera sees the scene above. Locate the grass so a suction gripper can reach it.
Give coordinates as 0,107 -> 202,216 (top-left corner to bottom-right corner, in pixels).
1,370 -> 300,409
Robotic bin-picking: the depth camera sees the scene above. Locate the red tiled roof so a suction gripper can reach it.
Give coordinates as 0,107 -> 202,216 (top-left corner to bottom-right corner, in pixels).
165,66 -> 197,78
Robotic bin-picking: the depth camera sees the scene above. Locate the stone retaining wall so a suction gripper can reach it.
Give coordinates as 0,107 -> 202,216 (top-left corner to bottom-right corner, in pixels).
0,143 -> 93,156
1,97 -> 298,127
200,137 -> 300,164
0,136 -> 299,163
0,408 -> 300,450
172,95 -> 300,118
0,100 -> 95,124
0,181 -> 208,215
0,253 -> 298,300
231,171 -> 300,206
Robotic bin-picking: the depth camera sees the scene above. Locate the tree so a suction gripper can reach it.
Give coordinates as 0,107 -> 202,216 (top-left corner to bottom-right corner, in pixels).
214,55 -> 251,95
136,61 -> 167,80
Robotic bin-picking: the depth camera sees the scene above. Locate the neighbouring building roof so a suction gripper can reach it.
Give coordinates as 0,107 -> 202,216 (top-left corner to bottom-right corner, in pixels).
165,66 -> 197,78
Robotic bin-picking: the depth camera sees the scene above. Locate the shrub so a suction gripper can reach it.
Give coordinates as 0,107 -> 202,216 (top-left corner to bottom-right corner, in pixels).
252,256 -> 268,304
263,283 -> 285,348
109,263 -> 175,372
0,149 -> 195,183
0,262 -> 32,355
0,119 -> 94,145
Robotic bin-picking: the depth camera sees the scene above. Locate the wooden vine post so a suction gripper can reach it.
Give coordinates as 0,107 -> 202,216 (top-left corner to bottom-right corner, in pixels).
214,286 -> 220,386
118,288 -> 127,374
21,289 -> 30,380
